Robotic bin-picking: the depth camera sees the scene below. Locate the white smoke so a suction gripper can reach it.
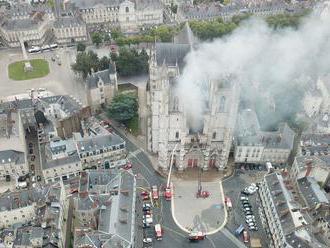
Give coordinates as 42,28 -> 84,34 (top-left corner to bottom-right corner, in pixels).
177,7 -> 330,130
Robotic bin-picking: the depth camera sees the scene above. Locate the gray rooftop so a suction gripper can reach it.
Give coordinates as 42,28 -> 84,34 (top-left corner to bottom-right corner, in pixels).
260,123 -> 295,150
0,150 -> 25,165
86,65 -> 116,90
297,177 -> 329,209
1,18 -> 40,31
54,14 -> 85,28
44,153 -> 80,170
75,170 -> 135,248
0,95 -> 82,116
71,0 -> 122,9
76,133 -> 125,154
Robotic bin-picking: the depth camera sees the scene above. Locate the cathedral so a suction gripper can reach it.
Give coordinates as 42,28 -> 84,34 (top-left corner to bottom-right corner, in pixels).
146,23 -> 240,171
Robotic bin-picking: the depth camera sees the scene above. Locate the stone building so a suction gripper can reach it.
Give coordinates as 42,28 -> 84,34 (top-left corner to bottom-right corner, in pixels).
69,0 -> 163,32
259,172 -> 329,248
0,182 -> 68,247
0,3 -> 54,47
73,169 -> 136,248
53,12 -> 87,44
234,109 -> 295,165
147,24 -> 240,171
85,63 -> 118,111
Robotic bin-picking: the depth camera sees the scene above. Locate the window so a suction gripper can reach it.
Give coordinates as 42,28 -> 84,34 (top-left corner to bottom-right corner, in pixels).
126,6 -> 129,12
212,132 -> 216,139
175,132 -> 179,139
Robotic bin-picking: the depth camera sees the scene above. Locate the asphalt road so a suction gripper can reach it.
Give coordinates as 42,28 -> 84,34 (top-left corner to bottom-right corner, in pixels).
113,127 -> 246,248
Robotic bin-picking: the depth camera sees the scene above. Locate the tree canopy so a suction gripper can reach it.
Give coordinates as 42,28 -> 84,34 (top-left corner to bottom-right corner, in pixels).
91,32 -> 103,47
111,47 -> 149,76
77,42 -> 86,52
107,93 -> 138,123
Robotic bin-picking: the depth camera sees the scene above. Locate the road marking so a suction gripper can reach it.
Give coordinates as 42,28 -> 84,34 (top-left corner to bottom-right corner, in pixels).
206,236 -> 216,248
221,228 -> 246,248
162,225 -> 186,238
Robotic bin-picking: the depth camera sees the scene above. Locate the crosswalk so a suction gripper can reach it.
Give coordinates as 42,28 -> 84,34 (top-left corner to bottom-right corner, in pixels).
127,148 -> 143,158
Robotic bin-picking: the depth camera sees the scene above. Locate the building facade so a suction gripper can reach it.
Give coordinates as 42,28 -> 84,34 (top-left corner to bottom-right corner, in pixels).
85,63 -> 118,111
234,109 -> 295,165
53,13 -> 87,44
69,0 -> 163,32
147,24 -> 239,171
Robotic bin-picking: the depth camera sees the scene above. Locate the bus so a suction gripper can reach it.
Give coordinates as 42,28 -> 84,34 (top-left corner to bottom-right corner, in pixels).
28,46 -> 41,53
154,224 -> 162,241
235,224 -> 244,236
50,43 -> 58,49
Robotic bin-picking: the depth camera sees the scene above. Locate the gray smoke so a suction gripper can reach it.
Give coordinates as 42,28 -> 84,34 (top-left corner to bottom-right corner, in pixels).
177,7 -> 330,130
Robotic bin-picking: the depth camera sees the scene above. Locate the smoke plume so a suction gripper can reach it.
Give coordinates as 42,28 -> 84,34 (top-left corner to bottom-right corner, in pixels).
177,7 -> 330,131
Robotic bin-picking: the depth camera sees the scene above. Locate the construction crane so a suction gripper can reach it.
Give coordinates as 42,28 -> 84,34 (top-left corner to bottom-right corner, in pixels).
164,144 -> 178,200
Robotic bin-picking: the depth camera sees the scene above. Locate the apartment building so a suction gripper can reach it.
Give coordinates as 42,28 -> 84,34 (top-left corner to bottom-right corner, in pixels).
234,109 -> 295,165
53,13 -> 87,44
0,182 -> 68,247
0,111 -> 28,181
290,155 -> 330,188
259,173 -> 328,248
73,169 -> 136,247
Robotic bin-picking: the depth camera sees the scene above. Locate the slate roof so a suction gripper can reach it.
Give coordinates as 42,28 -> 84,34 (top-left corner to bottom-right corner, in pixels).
70,0 -> 122,9
0,150 -> 25,165
1,18 -> 41,31
86,66 -> 116,90
54,14 -> 85,28
297,177 -> 329,209
76,133 -> 125,154
44,153 -> 80,170
260,123 -> 295,150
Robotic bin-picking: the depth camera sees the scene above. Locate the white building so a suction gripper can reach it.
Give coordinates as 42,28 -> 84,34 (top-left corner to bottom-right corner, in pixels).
234,109 -> 295,165
69,0 -> 163,32
147,24 -> 239,171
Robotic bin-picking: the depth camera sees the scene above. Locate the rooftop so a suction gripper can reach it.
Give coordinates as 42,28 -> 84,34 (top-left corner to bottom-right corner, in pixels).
297,177 -> 329,209
54,14 -> 85,28
44,153 -> 80,170
86,65 -> 116,90
0,150 -> 25,166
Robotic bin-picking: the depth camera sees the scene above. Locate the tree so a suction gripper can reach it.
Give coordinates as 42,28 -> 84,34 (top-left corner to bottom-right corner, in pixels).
91,32 -> 103,47
112,47 -> 149,76
99,56 -> 110,71
71,50 -> 100,79
107,93 -> 138,123
77,42 -> 86,52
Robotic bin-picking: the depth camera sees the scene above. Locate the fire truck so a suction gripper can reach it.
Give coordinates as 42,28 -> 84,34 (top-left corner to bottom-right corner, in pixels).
188,231 -> 206,242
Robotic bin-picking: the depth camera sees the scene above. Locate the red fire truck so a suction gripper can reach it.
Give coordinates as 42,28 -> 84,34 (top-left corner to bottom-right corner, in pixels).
188,231 -> 206,242
154,224 -> 163,241
152,185 -> 159,200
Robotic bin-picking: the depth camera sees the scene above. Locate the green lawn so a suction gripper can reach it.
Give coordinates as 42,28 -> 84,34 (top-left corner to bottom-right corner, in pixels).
127,115 -> 139,136
8,59 -> 50,80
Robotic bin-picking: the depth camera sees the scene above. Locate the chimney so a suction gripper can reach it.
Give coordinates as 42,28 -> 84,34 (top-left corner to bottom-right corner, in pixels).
305,160 -> 313,177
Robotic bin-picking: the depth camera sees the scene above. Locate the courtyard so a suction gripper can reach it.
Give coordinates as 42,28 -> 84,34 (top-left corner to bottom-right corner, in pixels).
8,59 -> 49,80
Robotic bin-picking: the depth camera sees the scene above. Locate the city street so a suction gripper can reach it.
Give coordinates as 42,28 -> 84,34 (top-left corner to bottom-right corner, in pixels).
111,123 -> 246,248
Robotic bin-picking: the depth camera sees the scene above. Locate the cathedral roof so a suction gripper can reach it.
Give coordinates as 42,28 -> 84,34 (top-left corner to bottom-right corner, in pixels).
155,43 -> 191,67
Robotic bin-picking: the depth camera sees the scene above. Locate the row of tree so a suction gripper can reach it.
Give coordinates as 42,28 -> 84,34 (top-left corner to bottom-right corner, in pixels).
71,48 -> 149,78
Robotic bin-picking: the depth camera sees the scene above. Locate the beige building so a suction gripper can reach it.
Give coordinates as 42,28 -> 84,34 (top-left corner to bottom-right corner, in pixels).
69,0 -> 163,32
147,24 -> 239,171
0,4 -> 54,47
85,63 -> 118,111
53,13 -> 87,44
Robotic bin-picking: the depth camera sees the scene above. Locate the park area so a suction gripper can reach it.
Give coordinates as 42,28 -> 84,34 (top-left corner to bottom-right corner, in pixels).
8,59 -> 50,80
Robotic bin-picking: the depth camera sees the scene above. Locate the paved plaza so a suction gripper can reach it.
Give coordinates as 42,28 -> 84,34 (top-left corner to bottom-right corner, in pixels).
0,48 -> 86,104
171,177 -> 227,235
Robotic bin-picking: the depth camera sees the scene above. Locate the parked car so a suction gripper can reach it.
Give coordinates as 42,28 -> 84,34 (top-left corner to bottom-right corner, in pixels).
141,191 -> 149,197
249,226 -> 258,231
244,207 -> 251,211
143,222 -> 151,228
246,219 -> 255,224
245,211 -> 253,215
142,195 -> 150,201
240,196 -> 248,201
143,203 -> 151,211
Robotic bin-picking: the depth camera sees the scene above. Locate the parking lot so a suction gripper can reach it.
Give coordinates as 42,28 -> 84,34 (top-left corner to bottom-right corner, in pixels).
223,167 -> 269,247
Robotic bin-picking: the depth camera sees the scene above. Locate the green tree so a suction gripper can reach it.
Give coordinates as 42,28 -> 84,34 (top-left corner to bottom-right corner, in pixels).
91,32 -> 103,47
112,47 -> 149,76
77,42 -> 86,52
71,50 -> 100,79
99,56 -> 110,71
107,93 -> 138,123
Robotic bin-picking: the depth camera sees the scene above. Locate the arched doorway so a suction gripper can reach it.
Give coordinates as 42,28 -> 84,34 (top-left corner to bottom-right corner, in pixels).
23,41 -> 28,48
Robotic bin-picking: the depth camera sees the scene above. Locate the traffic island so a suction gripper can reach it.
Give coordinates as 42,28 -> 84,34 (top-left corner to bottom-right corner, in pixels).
8,59 -> 50,80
